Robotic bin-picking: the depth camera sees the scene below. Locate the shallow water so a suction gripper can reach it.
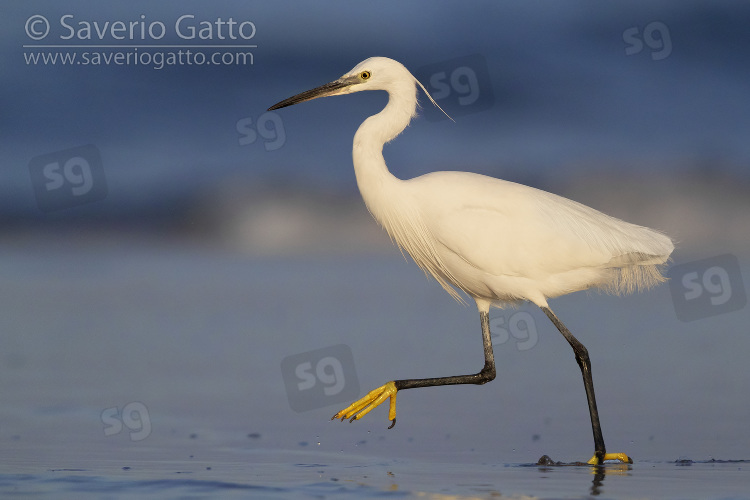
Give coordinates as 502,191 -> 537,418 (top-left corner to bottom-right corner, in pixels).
3,445 -> 749,499
1,239 -> 748,498
5,1 -> 750,496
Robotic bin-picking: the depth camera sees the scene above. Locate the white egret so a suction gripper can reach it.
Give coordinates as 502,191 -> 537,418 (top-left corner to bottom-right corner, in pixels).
268,57 -> 674,465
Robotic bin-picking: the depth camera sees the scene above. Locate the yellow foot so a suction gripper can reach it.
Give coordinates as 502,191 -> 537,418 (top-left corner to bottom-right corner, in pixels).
587,452 -> 633,465
332,381 -> 398,428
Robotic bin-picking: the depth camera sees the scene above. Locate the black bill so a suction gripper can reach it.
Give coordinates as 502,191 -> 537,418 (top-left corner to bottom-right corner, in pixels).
268,76 -> 358,111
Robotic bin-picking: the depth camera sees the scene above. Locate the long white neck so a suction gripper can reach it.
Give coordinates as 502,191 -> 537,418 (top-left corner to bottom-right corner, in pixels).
351,81 -> 417,223
349,81 -> 464,302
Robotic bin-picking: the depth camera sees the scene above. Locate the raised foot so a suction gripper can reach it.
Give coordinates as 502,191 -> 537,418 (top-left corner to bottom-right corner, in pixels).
587,452 -> 633,465
331,381 -> 398,428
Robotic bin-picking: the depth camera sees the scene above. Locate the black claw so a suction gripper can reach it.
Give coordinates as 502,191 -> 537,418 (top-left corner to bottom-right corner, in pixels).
348,416 -> 357,423
387,418 -> 396,429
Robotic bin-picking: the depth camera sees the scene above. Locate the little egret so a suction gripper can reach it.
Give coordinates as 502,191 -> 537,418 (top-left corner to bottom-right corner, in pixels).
268,57 -> 674,465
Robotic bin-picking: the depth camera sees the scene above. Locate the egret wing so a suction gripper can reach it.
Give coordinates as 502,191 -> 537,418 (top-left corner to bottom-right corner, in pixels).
411,172 -> 671,280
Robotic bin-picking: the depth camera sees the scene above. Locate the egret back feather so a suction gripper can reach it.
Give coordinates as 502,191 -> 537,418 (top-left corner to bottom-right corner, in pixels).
341,57 -> 672,309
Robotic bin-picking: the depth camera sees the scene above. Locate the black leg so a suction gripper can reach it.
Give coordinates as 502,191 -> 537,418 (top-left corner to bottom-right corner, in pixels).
394,311 -> 496,391
332,311 -> 495,428
540,306 -> 606,464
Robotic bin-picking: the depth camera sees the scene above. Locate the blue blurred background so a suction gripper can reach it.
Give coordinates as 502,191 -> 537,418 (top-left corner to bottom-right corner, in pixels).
2,0 -> 750,486
3,0 -> 749,250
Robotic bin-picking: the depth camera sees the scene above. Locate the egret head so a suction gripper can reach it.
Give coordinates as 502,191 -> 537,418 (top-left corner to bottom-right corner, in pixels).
268,57 -> 450,119
268,57 -> 405,110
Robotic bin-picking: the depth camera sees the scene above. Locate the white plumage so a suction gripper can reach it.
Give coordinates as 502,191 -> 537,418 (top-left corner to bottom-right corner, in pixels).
268,56 -> 674,465
343,57 -> 673,313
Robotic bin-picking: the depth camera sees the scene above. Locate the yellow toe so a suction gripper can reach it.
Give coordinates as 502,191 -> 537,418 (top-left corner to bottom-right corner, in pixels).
587,452 -> 633,465
332,381 -> 398,426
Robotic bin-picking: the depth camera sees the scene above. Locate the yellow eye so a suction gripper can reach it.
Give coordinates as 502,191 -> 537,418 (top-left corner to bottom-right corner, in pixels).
360,71 -> 371,80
